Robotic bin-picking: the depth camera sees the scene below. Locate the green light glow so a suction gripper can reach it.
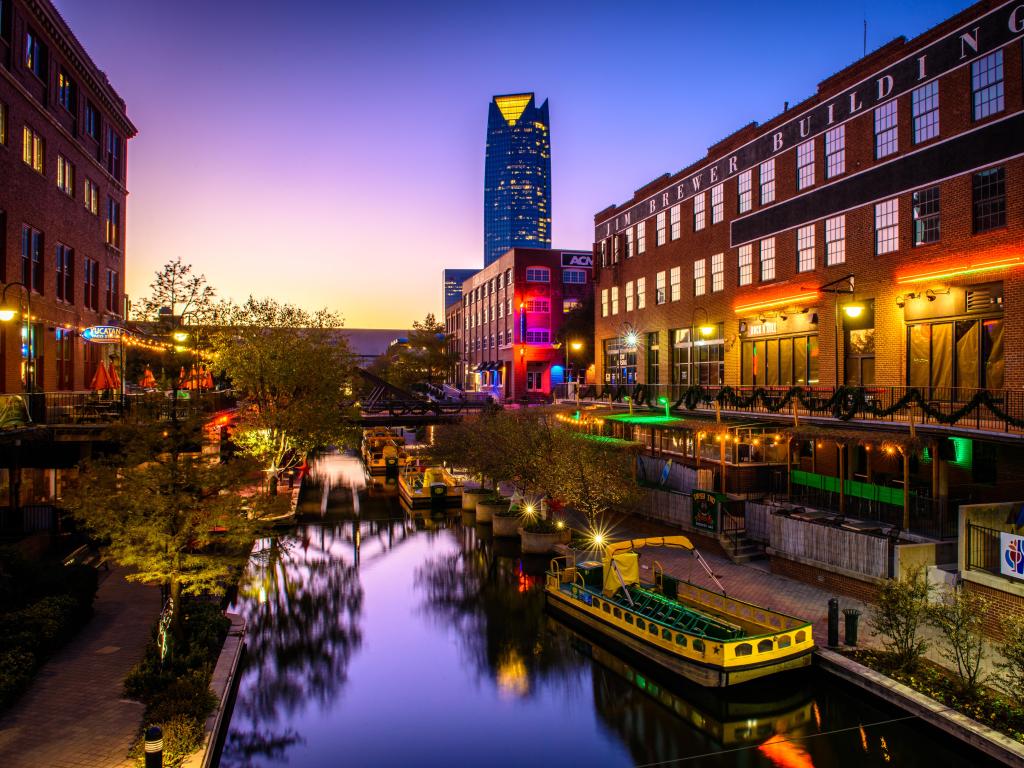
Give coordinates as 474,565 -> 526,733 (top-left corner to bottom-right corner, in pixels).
604,414 -> 684,425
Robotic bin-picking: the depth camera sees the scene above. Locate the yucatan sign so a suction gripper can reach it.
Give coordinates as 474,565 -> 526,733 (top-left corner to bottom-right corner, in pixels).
1001,532 -> 1024,581
82,325 -> 124,343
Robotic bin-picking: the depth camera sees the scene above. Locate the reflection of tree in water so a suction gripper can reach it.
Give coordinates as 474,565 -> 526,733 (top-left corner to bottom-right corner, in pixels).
220,525 -> 364,766
416,524 -> 579,699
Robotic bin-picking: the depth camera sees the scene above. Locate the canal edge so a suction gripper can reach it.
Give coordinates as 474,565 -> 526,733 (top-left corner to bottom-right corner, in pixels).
815,648 -> 1024,766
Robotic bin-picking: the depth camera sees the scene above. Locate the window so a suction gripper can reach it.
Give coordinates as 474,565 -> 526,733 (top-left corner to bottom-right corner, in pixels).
797,225 -> 815,272
106,129 -> 123,180
710,184 -> 724,224
797,140 -> 814,189
912,81 -> 939,143
81,179 -> 98,214
625,227 -> 634,258
825,125 -> 845,178
57,155 -> 74,196
743,334 -> 820,386
874,100 -> 898,159
693,192 -> 706,231
613,234 -> 621,263
21,226 -> 43,293
908,317 -> 1004,394
973,168 -> 1006,232
760,237 -> 776,281
105,198 -> 121,247
601,289 -> 608,317
711,253 -> 724,292
85,101 -> 100,141
563,268 -> 586,284
759,158 -> 775,204
655,271 -> 666,305
497,300 -> 503,318
525,267 -> 549,282
971,50 -> 1004,120
524,329 -> 549,344
656,211 -> 667,245
610,286 -> 619,315
625,280 -> 634,312
636,222 -> 646,254
646,332 -> 660,386
522,298 -> 549,313
55,244 -> 73,303
737,170 -> 752,213
0,101 -> 6,145
22,126 -> 43,173
24,29 -> 46,79
84,257 -> 99,311
505,268 -> 513,286
875,198 -> 899,254
738,245 -> 753,286
55,329 -> 74,391
636,277 -> 646,309
670,266 -> 681,301
694,258 -> 706,296
57,70 -> 75,112
669,205 -> 681,240
506,298 -> 512,316
912,187 -> 940,245
825,215 -> 846,265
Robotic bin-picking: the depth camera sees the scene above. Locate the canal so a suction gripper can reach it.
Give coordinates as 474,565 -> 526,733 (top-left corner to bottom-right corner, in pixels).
218,453 -> 986,767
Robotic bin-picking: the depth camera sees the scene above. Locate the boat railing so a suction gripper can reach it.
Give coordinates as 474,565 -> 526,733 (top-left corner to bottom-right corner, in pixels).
652,560 -> 665,592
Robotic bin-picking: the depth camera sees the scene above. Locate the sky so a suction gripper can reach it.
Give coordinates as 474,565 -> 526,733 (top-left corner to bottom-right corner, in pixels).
55,0 -> 970,328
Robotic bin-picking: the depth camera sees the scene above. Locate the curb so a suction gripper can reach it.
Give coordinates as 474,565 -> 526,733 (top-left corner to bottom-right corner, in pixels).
183,612 -> 246,768
815,648 -> 1024,767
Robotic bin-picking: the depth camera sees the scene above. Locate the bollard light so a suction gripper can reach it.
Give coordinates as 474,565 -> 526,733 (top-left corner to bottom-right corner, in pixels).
144,725 -> 163,768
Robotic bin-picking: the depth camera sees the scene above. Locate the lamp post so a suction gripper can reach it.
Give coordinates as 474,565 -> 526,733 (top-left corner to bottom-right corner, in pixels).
817,274 -> 864,388
0,282 -> 34,418
689,307 -> 716,389
565,339 -> 583,400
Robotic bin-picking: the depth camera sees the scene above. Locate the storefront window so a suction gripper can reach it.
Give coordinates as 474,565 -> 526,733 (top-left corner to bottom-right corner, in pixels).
671,329 -> 690,392
673,324 -> 723,390
907,317 -> 1003,397
646,332 -> 660,386
742,334 -> 818,387
844,301 -> 876,386
603,338 -> 636,387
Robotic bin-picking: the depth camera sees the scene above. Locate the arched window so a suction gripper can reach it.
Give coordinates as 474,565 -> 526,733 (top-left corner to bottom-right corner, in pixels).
734,643 -> 753,657
757,639 -> 774,654
778,635 -> 792,648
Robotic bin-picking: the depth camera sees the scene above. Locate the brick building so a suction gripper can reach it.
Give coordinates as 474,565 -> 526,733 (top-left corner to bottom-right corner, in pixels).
0,0 -> 135,395
593,0 -> 1022,401
446,247 -> 592,401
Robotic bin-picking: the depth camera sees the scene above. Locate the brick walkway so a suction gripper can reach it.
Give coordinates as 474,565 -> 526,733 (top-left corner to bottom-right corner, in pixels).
0,569 -> 160,768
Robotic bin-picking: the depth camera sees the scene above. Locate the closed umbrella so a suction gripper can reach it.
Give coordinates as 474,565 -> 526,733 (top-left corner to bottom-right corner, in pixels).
178,366 -> 187,388
202,365 -> 214,390
106,361 -> 121,391
188,365 -> 199,390
89,363 -> 112,391
140,367 -> 157,388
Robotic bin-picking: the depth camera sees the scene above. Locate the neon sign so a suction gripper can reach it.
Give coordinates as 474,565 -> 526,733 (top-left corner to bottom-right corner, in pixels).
82,325 -> 124,343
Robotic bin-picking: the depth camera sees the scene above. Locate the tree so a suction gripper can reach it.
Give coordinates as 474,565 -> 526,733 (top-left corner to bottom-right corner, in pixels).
65,420 -> 276,644
372,313 -> 454,391
928,588 -> 988,697
995,612 -> 1024,705
870,566 -> 932,670
212,297 -> 357,495
134,257 -> 218,325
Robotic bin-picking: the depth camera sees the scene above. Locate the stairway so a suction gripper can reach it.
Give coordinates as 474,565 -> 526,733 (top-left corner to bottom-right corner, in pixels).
722,533 -> 766,564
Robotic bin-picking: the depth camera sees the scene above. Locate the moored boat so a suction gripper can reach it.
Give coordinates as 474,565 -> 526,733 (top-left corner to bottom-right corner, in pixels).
361,428 -> 412,477
398,465 -> 463,511
545,536 -> 814,687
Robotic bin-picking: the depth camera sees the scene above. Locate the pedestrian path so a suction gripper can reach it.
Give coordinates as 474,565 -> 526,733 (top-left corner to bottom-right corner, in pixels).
0,569 -> 160,768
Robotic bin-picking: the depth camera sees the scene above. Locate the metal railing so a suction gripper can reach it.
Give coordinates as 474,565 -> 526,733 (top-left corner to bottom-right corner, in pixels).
0,390 -> 237,427
965,522 -> 1002,574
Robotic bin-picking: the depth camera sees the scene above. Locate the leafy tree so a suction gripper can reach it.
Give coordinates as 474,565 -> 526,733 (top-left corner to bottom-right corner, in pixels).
134,257 -> 218,326
64,420 -> 277,643
995,612 -> 1024,705
212,297 -> 357,494
371,313 -> 453,391
928,587 -> 988,697
543,428 -> 640,527
870,566 -> 933,670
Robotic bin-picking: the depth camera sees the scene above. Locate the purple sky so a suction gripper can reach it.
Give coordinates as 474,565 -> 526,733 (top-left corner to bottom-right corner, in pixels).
55,0 -> 968,327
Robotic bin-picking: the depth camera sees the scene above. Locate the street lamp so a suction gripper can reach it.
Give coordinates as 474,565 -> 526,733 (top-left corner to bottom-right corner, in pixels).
818,274 -> 858,386
689,306 -> 715,388
0,282 -> 34,416
564,339 -> 583,398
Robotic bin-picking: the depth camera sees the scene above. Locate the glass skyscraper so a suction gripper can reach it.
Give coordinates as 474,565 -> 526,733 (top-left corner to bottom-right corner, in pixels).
483,93 -> 551,266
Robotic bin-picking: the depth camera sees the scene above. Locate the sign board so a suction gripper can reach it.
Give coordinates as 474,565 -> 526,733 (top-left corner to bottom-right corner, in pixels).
82,325 -> 123,343
691,490 -> 723,533
1001,532 -> 1024,581
561,252 -> 593,269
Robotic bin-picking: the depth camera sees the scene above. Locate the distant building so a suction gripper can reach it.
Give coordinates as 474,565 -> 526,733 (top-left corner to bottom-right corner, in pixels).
339,328 -> 411,366
442,268 -> 477,311
483,93 -> 551,266
446,247 -> 592,401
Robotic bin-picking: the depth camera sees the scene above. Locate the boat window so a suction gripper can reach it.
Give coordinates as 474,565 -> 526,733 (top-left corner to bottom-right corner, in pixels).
735,643 -> 753,657
675,634 -> 687,647
592,599 -> 601,610
649,623 -> 658,636
636,619 -> 646,630
795,630 -> 806,644
661,629 -> 671,640
625,614 -> 633,625
613,608 -> 622,619
693,639 -> 705,653
757,639 -> 774,653
602,603 -> 611,614
778,635 -> 792,648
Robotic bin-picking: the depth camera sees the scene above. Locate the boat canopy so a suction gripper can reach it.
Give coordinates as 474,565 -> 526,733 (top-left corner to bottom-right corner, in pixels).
602,552 -> 640,595
603,536 -> 694,563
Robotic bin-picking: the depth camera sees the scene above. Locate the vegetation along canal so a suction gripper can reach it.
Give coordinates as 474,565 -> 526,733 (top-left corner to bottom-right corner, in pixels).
217,453 -> 989,767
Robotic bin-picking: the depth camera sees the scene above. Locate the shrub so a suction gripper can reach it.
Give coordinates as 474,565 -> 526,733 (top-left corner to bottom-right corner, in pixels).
870,565 -> 932,670
928,588 -> 988,698
996,612 -> 1024,706
521,517 -> 559,534
130,714 -> 205,768
0,650 -> 35,709
145,670 -> 217,724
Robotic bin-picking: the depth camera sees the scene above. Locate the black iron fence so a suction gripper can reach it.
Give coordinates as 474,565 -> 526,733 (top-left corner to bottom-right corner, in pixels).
0,390 -> 238,427
965,522 -> 1002,574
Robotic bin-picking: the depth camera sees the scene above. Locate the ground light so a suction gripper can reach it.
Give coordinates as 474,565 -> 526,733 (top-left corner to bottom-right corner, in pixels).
658,396 -> 670,418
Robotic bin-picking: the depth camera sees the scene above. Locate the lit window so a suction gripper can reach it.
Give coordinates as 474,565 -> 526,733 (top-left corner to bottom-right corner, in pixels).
711,184 -> 724,224
656,211 -> 667,246
57,155 -> 74,196
738,245 -> 753,286
912,81 -> 939,143
711,253 -> 724,292
636,277 -> 646,309
670,266 -> 680,301
797,140 -> 815,190
797,225 -> 815,272
737,170 -> 752,214
825,216 -> 845,265
655,271 -> 666,305
105,197 -> 121,248
912,187 -> 940,245
525,267 -> 549,282
669,205 -> 681,240
760,237 -> 776,281
825,125 -> 845,178
601,289 -> 608,317
874,100 -> 898,159
625,280 -> 634,312
22,125 -> 43,173
611,286 -> 619,315
524,329 -> 550,343
971,50 -> 1004,120
636,222 -> 646,254
694,259 -> 706,296
58,70 -> 75,112
759,158 -> 775,204
24,30 -> 46,80
875,198 -> 899,254
522,298 -> 550,313
693,192 -> 706,231
973,168 -> 1005,233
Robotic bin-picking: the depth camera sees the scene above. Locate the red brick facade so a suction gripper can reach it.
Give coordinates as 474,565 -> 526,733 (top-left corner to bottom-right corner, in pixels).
0,0 -> 135,393
593,0 -> 1023,397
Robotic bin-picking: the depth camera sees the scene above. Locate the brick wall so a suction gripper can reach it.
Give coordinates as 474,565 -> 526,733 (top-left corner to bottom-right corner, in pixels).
963,577 -> 1024,640
770,554 -> 882,604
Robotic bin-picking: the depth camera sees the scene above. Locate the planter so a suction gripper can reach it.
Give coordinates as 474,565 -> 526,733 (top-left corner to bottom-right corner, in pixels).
519,528 -> 561,554
492,513 -> 521,538
475,499 -> 507,524
462,487 -> 491,512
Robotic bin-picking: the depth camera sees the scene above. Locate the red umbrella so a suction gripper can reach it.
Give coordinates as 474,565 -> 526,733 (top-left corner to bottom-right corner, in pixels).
178,366 -> 187,388
202,365 -> 214,390
188,365 -> 199,390
140,367 -> 157,388
89,363 -> 112,391
106,361 -> 121,391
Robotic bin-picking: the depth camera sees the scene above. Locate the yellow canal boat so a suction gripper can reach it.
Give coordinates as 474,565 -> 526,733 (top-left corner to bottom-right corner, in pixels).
361,428 -> 411,477
545,536 -> 814,687
398,466 -> 463,511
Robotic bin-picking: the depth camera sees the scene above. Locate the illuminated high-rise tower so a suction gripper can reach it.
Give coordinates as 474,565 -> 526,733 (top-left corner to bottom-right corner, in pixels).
483,93 -> 551,266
